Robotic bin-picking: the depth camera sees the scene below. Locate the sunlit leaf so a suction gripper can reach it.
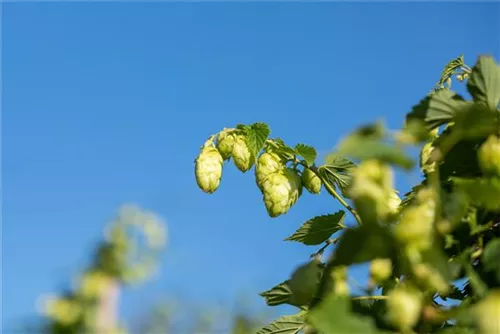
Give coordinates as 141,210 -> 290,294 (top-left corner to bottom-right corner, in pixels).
284,211 -> 345,245
467,55 -> 500,111
256,313 -> 306,334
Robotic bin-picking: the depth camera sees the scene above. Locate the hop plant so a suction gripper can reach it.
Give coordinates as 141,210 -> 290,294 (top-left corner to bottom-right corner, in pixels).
420,141 -> 437,174
474,290 -> 500,334
301,168 -> 322,194
478,135 -> 500,177
232,135 -> 255,172
255,151 -> 284,191
288,259 -> 322,306
195,142 -> 223,194
387,285 -> 423,332
261,168 -> 302,218
369,258 -> 392,284
216,129 -> 237,160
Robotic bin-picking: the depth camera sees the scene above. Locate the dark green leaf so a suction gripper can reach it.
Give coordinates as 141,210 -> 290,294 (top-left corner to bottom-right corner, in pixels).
406,89 -> 469,130
308,294 -> 382,334
453,102 -> 499,139
336,133 -> 415,170
331,225 -> 394,266
259,281 -> 293,307
467,55 -> 500,110
482,239 -> 500,282
285,211 -> 345,246
245,123 -> 271,157
295,144 -> 317,166
451,177 -> 500,211
256,313 -> 306,334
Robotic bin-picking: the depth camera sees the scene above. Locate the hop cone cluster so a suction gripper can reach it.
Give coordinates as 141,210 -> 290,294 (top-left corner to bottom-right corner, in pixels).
259,165 -> 302,218
195,144 -> 223,194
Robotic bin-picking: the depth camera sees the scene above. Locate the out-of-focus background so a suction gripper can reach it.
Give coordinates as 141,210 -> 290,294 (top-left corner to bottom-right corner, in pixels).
2,2 -> 499,332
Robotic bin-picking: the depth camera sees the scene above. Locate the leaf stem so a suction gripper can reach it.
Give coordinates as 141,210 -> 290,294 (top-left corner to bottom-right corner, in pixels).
321,178 -> 362,226
352,295 -> 388,301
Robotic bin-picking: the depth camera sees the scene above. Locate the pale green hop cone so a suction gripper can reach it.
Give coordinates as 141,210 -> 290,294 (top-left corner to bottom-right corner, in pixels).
262,168 -> 302,218
232,135 -> 255,172
216,129 -> 236,160
301,168 -> 322,194
255,152 -> 284,191
195,145 -> 223,194
478,135 -> 500,177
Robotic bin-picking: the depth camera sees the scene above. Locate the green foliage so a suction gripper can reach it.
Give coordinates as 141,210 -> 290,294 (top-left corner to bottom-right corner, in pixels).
195,54 -> 500,334
284,211 -> 345,246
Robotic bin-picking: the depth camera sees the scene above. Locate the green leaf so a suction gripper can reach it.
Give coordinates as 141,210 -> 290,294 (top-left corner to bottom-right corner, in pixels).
295,144 -> 317,166
453,102 -> 499,139
331,225 -> 394,266
320,154 -> 356,196
467,55 -> 500,111
482,239 -> 500,282
269,138 -> 297,159
256,313 -> 306,334
285,211 -> 345,246
336,130 -> 415,170
406,89 -> 469,130
245,123 -> 271,157
259,281 -> 293,307
451,177 -> 500,211
308,294 -> 382,334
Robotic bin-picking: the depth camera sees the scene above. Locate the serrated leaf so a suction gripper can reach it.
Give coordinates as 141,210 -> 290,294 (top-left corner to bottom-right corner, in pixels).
269,138 -> 297,159
337,134 -> 415,170
308,294 -> 382,334
259,281 -> 293,307
295,144 -> 317,166
331,225 -> 394,266
285,211 -> 345,245
320,154 -> 356,196
245,122 -> 271,157
467,55 -> 500,111
482,239 -> 500,282
406,89 -> 469,129
256,313 -> 306,334
451,177 -> 500,211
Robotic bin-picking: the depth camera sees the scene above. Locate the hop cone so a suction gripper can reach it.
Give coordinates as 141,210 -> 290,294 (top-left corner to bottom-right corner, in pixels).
195,145 -> 223,194
262,168 -> 302,218
478,135 -> 500,177
216,129 -> 236,160
232,135 -> 254,172
302,168 -> 322,194
255,152 -> 283,190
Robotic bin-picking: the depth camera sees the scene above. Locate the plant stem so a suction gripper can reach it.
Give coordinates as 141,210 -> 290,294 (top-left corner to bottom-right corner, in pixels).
322,179 -> 362,226
352,295 -> 388,301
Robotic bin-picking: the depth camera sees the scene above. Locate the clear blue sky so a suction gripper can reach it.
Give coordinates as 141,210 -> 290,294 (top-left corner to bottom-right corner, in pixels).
2,2 -> 499,331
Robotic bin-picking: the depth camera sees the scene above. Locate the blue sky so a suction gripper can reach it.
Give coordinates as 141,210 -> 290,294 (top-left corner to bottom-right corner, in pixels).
2,2 -> 499,331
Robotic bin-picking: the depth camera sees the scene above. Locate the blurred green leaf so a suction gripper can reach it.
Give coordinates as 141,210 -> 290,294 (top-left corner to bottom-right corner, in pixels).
256,313 -> 306,334
331,225 -> 395,266
308,294 -> 382,334
467,55 -> 500,110
295,144 -> 317,166
453,102 -> 499,139
336,131 -> 415,169
482,239 -> 500,282
285,211 -> 345,246
451,177 -> 500,211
